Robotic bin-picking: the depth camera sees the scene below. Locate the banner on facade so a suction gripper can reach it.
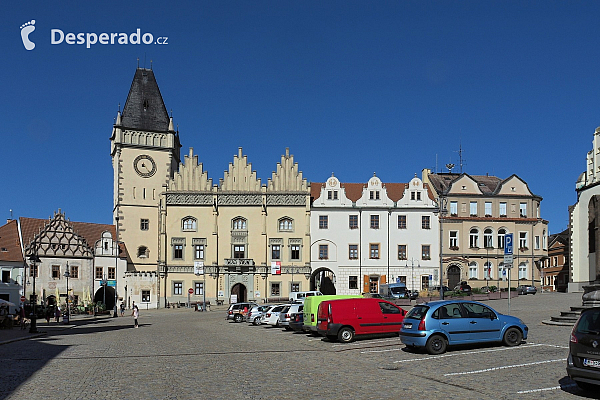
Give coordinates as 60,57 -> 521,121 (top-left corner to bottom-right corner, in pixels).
194,261 -> 204,275
255,291 -> 261,298
271,261 -> 281,275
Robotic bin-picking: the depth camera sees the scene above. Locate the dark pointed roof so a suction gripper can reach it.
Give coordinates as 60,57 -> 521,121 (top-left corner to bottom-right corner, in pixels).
120,68 -> 170,132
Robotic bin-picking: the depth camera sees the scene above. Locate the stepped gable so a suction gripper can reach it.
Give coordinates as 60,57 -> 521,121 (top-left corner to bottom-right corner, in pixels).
219,147 -> 261,191
169,147 -> 213,191
0,220 -> 24,263
267,148 -> 308,193
120,68 -> 170,132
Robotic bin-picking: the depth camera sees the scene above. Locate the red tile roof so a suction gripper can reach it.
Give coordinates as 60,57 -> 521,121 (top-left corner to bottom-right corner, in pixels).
0,220 -> 24,263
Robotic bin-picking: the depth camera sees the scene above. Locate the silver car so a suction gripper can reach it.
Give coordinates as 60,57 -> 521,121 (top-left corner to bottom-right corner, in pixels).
517,285 -> 537,295
278,303 -> 303,330
246,305 -> 270,325
260,304 -> 287,326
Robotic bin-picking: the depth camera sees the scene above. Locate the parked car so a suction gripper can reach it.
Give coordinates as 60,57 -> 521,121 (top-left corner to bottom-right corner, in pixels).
431,286 -> 452,297
379,283 -> 410,299
289,311 -> 304,332
399,300 -> 528,354
317,298 -> 406,343
246,305 -> 270,325
303,295 -> 362,333
279,303 -> 303,330
567,307 -> 600,392
453,281 -> 472,295
288,291 -> 322,304
226,302 -> 257,323
517,285 -> 537,295
261,304 -> 287,326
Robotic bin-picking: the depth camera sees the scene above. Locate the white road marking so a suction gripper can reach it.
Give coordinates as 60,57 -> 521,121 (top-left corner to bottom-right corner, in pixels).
361,347 -> 404,354
517,383 -> 577,394
393,343 -> 545,363
444,358 -> 564,376
332,338 -> 402,347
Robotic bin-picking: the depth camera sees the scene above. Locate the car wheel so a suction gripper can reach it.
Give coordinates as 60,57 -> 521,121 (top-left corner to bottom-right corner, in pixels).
337,327 -> 355,343
503,327 -> 522,346
426,334 -> 447,355
253,317 -> 261,326
233,314 -> 243,323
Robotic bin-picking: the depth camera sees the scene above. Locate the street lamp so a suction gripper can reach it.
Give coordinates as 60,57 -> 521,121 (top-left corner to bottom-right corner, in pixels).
433,194 -> 448,300
64,266 -> 70,323
113,216 -> 119,318
28,252 -> 41,333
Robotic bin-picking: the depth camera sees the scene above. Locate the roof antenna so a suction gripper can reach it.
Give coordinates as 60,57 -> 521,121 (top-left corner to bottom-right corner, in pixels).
446,163 -> 455,173
150,59 -> 153,70
137,57 -> 139,68
454,141 -> 466,173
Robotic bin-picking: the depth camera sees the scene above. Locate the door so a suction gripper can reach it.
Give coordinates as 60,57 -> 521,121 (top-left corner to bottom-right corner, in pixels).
231,283 -> 247,302
447,265 -> 461,290
459,302 -> 502,341
378,301 -> 405,334
436,303 -> 473,344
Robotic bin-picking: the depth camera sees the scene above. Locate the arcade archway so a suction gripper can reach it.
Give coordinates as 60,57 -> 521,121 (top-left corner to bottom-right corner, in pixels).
311,268 -> 336,295
94,286 -> 116,310
231,283 -> 247,302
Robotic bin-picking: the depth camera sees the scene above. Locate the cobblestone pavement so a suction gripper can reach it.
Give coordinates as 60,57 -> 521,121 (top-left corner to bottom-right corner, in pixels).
0,292 -> 597,400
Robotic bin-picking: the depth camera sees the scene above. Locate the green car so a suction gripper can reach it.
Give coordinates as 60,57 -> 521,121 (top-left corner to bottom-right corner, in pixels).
303,295 -> 361,333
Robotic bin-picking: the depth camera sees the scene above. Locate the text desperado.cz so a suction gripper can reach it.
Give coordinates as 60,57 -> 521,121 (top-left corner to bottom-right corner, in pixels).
51,29 -> 168,48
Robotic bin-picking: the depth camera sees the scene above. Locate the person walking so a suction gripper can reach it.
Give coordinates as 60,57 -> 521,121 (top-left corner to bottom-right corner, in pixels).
120,302 -> 125,317
131,305 -> 139,328
54,306 -> 60,323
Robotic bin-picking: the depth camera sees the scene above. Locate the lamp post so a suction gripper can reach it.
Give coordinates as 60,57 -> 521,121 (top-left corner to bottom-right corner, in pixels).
28,252 -> 41,333
113,216 -> 119,317
433,194 -> 448,300
64,267 -> 70,323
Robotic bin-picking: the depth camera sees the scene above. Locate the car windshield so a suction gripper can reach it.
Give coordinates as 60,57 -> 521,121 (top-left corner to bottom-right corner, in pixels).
575,310 -> 600,335
406,305 -> 429,320
390,287 -> 406,294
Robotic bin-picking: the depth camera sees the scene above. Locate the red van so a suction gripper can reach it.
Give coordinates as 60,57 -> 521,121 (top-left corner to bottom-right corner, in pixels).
317,298 -> 406,343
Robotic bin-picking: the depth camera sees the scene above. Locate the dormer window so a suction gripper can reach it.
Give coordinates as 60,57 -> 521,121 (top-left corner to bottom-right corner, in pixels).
327,190 -> 338,200
370,191 -> 380,200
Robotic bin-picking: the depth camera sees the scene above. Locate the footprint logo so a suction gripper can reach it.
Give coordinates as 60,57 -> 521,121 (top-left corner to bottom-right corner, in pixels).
20,20 -> 36,50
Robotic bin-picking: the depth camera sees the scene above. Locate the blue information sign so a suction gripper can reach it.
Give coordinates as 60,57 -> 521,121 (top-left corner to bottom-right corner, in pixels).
504,233 -> 513,255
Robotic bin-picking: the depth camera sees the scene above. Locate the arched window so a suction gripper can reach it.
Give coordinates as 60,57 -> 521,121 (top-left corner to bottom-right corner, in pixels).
497,228 -> 507,249
484,261 -> 493,279
137,246 -> 149,258
182,217 -> 197,231
278,217 -> 293,232
469,228 -> 480,248
469,261 -> 478,279
484,228 -> 494,248
232,217 -> 247,230
518,262 -> 528,280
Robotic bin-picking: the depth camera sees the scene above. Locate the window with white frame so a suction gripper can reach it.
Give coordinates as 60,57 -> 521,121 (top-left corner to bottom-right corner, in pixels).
349,245 -> 358,260
271,244 -> 281,260
327,190 -> 338,200
518,262 -> 527,279
485,202 -> 492,216
450,201 -> 458,216
519,203 -> 527,217
484,228 -> 493,248
484,262 -> 493,279
499,202 -> 507,217
141,290 -> 150,303
233,245 -> 245,259
543,230 -> 547,249
371,215 -> 380,229
140,218 -> 149,231
370,243 -> 380,259
449,231 -> 458,248
271,283 -> 280,296
498,263 -> 505,280
290,244 -> 301,261
469,262 -> 478,279
535,235 -> 540,250
278,218 -> 293,231
194,282 -> 203,295
319,215 -> 328,229
194,244 -> 204,260
174,282 -> 183,295
232,218 -> 247,230
319,245 -> 328,260
497,228 -> 507,249
519,232 -> 528,249
182,217 -> 197,231
470,202 -> 478,216
422,216 -> 430,229
469,228 -> 479,248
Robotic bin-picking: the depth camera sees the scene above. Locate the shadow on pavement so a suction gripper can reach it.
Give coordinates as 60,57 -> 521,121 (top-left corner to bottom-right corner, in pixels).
559,376 -> 600,399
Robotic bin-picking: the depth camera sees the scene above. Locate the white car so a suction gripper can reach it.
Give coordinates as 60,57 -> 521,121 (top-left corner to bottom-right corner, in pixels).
278,303 -> 304,330
260,304 -> 287,326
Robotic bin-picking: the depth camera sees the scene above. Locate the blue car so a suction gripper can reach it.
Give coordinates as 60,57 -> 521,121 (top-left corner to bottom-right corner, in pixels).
399,300 -> 528,354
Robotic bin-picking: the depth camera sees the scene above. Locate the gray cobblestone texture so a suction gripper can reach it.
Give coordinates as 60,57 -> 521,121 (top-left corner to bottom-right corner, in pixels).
0,292 -> 593,399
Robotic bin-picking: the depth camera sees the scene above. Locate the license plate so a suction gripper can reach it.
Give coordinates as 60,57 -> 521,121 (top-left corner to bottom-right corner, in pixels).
403,323 -> 412,329
584,358 -> 600,368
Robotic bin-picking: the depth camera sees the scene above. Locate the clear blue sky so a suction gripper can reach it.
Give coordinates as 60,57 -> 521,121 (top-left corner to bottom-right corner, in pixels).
2,1 -> 599,234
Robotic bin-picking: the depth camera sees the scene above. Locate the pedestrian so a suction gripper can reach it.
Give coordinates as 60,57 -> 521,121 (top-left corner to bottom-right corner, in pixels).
120,302 -> 125,317
45,307 -> 51,324
54,306 -> 60,323
131,305 -> 139,328
20,307 -> 27,330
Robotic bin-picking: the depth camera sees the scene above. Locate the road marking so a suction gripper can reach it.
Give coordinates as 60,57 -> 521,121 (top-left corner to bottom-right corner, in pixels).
516,383 -> 577,394
361,347 -> 404,354
527,342 -> 568,349
332,338 -> 402,347
393,344 -> 545,363
444,358 -> 564,376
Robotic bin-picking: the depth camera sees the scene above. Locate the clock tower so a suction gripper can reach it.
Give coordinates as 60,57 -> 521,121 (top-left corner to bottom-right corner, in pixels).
110,67 -> 181,272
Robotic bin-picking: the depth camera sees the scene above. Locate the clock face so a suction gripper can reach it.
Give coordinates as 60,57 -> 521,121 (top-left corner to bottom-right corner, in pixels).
133,155 -> 157,178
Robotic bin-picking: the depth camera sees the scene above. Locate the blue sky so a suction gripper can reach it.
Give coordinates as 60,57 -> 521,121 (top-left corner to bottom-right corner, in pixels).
2,1 -> 599,234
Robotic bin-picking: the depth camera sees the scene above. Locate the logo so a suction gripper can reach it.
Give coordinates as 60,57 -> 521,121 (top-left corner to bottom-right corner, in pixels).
20,20 -> 36,50
593,340 -> 598,348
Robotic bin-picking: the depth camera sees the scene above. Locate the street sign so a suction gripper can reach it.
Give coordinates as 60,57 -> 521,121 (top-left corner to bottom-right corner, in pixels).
194,261 -> 204,275
504,255 -> 513,268
188,288 -> 194,294
20,296 -> 26,302
504,233 -> 513,255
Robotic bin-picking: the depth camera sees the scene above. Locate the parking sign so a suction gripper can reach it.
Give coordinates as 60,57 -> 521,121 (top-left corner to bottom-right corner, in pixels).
504,233 -> 513,255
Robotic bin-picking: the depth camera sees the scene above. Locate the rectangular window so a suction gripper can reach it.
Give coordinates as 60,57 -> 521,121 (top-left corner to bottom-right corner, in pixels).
370,215 -> 379,229
349,245 -> 358,260
499,202 -> 507,217
290,245 -> 300,260
271,244 -> 281,260
319,244 -> 328,260
397,276 -> 407,284
397,215 -> 407,229
370,243 -> 380,259
174,244 -> 183,259
1,270 -> 9,283
520,203 -> 527,217
52,265 -> 60,279
485,202 -> 492,216
327,190 -> 338,200
470,202 -> 477,216
141,290 -> 150,303
421,275 -> 430,290
519,232 -> 528,249
174,282 -> 182,295
95,267 -> 103,280
421,216 -> 430,229
422,245 -> 431,260
234,245 -> 245,259
535,236 -> 540,250
349,215 -> 358,229
140,218 -> 149,231
450,201 -> 458,216
484,230 -> 493,248
349,276 -> 358,289
194,245 -> 204,260
369,276 -> 379,293
411,192 -> 416,200
369,191 -> 380,200
30,264 -> 38,277
70,265 -> 79,279
271,283 -> 280,296
398,245 -> 407,260
469,264 -> 478,279
291,282 -> 300,292
194,282 -> 203,295
108,267 -> 115,280
416,192 -> 421,201
319,215 -> 328,229
449,231 -> 458,248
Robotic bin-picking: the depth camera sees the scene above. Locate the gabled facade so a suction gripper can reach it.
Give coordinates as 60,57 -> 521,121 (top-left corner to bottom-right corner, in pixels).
158,147 -> 311,306
423,169 -> 548,290
541,229 -> 569,292
310,174 -> 439,295
0,220 -> 25,305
